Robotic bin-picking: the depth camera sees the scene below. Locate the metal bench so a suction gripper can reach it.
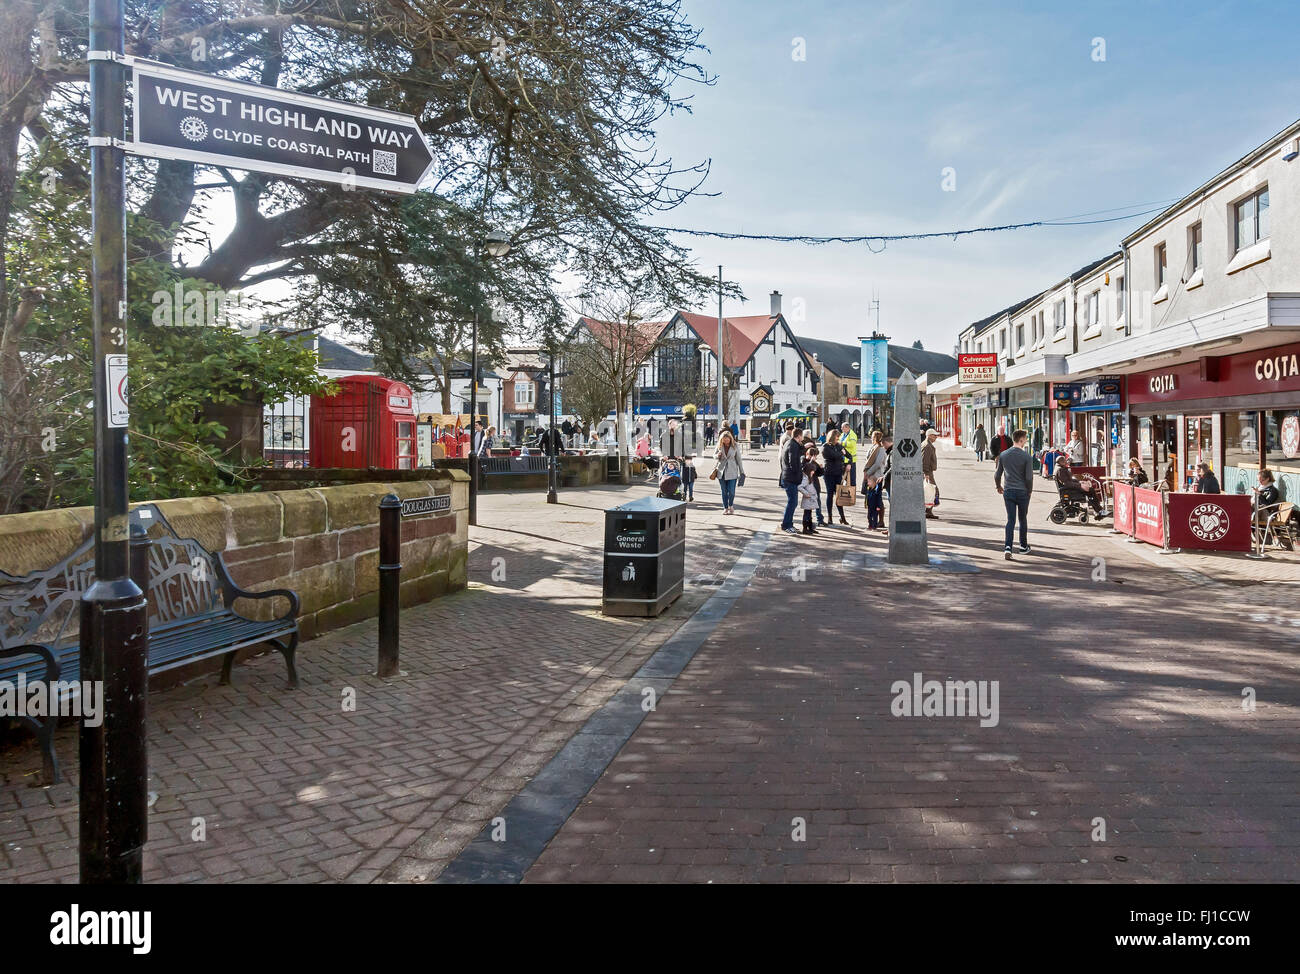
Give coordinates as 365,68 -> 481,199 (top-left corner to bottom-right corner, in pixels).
0,504 -> 299,784
480,455 -> 552,476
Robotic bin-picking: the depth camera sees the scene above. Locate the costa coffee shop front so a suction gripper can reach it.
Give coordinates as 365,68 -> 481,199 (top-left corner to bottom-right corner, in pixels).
1128,341 -> 1300,497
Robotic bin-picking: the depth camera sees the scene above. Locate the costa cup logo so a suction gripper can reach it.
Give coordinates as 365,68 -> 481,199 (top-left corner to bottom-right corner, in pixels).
1115,490 -> 1128,524
1189,502 -> 1229,542
1283,415 -> 1300,459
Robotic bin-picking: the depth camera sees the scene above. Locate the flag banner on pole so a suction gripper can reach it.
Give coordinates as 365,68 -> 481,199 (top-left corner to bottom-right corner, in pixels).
861,337 -> 889,396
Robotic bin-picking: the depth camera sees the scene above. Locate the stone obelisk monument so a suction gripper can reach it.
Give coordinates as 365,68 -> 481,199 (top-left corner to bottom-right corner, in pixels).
888,370 -> 930,565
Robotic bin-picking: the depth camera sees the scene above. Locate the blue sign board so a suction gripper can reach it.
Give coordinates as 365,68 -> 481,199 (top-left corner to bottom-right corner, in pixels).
861,338 -> 890,396
1054,376 -> 1122,412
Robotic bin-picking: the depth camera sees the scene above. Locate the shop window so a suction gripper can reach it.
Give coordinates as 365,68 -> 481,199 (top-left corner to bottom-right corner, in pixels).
1183,416 -> 1213,487
1224,411 -> 1259,470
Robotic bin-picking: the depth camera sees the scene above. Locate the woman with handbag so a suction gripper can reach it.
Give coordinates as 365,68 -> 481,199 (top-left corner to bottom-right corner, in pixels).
821,429 -> 851,526
861,430 -> 889,533
714,429 -> 745,515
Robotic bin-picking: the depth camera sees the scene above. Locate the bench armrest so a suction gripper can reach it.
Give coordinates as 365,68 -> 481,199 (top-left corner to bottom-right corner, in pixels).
215,553 -> 299,620
225,584 -> 300,621
0,642 -> 62,684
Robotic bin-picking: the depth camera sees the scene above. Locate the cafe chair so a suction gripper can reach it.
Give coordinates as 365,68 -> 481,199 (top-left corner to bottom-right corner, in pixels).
1254,501 -> 1297,552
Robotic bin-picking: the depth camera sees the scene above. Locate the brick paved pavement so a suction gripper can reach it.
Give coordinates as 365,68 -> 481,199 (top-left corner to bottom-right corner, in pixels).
523,444 -> 1300,882
6,442 -> 1298,883
0,472 -> 756,883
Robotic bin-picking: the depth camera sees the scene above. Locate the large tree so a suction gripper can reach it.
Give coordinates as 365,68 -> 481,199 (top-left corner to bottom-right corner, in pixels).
3,1 -> 724,339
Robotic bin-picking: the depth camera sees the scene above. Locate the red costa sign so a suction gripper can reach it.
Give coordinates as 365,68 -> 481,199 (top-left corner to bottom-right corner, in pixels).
1165,493 -> 1253,552
1112,482 -> 1135,535
1132,487 -> 1166,546
1129,340 -> 1300,404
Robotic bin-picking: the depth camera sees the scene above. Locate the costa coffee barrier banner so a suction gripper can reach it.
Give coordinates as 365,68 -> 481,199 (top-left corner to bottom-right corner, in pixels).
1112,482 -> 1136,536
1132,487 -> 1166,547
1166,493 -> 1253,553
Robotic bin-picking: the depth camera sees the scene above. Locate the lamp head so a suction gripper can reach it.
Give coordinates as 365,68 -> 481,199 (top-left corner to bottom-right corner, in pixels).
484,230 -> 512,258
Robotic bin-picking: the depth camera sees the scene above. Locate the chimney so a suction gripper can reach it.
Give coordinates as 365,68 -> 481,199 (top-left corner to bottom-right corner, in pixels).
770,290 -> 782,317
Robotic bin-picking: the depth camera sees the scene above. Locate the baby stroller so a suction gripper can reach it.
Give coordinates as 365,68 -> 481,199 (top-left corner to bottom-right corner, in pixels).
656,458 -> 684,500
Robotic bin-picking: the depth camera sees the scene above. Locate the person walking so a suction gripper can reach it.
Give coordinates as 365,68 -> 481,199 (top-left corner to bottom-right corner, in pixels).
921,428 -> 940,519
714,430 -> 745,514
659,418 -> 687,459
879,434 -> 894,533
989,426 -> 1012,460
798,461 -> 820,535
729,420 -> 740,441
821,429 -> 851,526
804,442 -> 826,528
994,428 -> 1034,559
780,427 -> 806,535
861,430 -> 888,532
971,423 -> 989,461
840,422 -> 859,488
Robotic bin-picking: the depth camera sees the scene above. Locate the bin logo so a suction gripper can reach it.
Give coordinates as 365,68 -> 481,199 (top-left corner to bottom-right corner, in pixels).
1189,502 -> 1229,543
621,563 -> 636,581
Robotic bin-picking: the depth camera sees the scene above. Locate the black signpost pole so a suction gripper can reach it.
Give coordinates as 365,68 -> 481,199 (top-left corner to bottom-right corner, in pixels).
469,313 -> 479,527
547,345 -> 558,504
81,0 -> 149,884
377,495 -> 401,677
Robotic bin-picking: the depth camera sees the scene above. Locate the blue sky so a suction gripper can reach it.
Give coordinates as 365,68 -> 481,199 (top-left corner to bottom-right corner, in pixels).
653,0 -> 1300,351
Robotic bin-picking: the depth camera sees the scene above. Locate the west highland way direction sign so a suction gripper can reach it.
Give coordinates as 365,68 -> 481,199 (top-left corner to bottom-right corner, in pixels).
130,60 -> 435,194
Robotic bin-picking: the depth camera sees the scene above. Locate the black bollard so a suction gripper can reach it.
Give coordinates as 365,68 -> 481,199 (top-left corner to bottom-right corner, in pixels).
377,494 -> 401,676
129,521 -> 152,596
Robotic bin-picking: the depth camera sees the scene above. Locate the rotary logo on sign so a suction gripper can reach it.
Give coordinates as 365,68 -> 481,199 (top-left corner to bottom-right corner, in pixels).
179,116 -> 208,142
1189,502 -> 1229,543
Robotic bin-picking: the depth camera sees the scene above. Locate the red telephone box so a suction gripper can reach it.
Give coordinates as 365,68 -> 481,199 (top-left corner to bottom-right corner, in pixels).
310,375 -> 418,469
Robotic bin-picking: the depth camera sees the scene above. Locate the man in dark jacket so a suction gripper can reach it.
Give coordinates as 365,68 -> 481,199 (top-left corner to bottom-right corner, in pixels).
994,428 -> 1034,558
780,428 -> 806,534
537,425 -> 564,456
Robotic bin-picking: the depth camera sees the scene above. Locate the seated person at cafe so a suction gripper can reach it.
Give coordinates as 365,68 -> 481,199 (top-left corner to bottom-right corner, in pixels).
1054,457 -> 1105,515
1253,468 -> 1281,520
1192,461 -> 1221,494
1126,457 -> 1149,487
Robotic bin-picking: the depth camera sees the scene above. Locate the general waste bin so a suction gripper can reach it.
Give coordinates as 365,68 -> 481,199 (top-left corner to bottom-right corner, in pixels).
602,496 -> 686,617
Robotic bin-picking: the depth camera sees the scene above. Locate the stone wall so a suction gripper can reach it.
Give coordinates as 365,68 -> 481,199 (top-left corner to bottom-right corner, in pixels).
0,473 -> 469,649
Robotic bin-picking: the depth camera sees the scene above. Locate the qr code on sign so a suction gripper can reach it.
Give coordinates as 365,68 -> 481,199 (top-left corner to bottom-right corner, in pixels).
372,150 -> 397,176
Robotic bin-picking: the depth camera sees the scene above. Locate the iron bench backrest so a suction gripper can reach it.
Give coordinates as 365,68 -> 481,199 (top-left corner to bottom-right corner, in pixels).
0,504 -> 227,650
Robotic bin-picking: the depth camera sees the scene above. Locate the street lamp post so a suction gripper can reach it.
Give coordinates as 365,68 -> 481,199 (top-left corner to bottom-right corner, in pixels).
546,340 -> 558,504
81,0 -> 149,885
468,230 -> 512,527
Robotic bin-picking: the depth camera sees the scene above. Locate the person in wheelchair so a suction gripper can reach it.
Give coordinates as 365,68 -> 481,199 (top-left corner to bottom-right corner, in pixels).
1054,457 -> 1105,517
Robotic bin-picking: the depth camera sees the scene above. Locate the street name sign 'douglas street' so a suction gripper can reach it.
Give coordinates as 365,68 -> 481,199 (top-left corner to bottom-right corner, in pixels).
130,59 -> 435,193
